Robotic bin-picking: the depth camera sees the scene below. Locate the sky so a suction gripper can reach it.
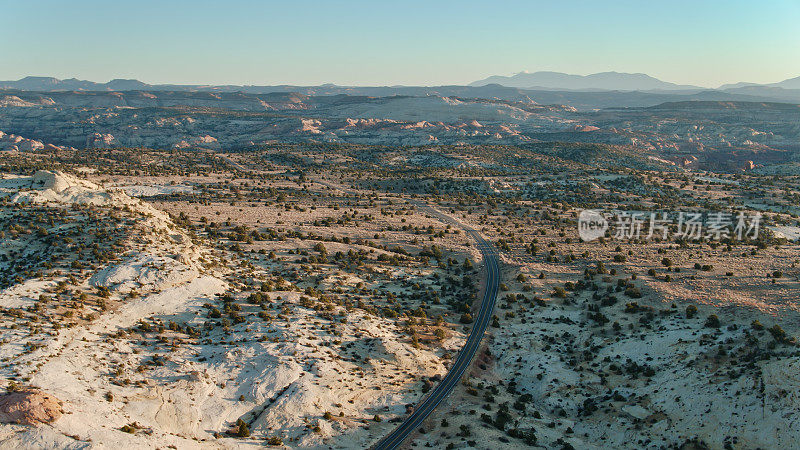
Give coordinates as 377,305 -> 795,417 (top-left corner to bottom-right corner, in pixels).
2,0 -> 799,88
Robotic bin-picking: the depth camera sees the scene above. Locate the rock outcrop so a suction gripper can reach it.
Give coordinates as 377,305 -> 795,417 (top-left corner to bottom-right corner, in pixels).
0,389 -> 62,426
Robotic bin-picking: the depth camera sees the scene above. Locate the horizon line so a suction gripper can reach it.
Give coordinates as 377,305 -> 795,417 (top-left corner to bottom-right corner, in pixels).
2,71 -> 797,91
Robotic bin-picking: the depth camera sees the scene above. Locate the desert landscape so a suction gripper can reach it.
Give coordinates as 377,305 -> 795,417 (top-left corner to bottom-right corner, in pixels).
0,140 -> 798,448
3,1 -> 800,448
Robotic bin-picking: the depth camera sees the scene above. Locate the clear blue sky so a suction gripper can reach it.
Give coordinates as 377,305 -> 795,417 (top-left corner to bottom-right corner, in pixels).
2,0 -> 798,87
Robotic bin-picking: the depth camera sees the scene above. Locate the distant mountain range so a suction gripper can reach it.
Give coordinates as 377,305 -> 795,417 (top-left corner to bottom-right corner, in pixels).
719,75 -> 800,90
467,71 -> 800,104
4,72 -> 799,93
1,77 -> 152,92
4,73 -> 706,93
469,71 -> 703,91
471,71 -> 800,93
2,74 -> 800,110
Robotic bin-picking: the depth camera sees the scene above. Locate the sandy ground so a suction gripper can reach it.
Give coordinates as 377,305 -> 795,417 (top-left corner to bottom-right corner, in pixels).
406,197 -> 800,449
0,171 -> 468,448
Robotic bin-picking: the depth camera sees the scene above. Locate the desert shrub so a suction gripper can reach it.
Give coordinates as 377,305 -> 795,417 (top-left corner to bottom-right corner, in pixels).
769,324 -> 790,343
601,295 -> 617,307
494,405 -> 513,431
685,305 -> 698,319
236,418 -> 250,437
581,398 -> 598,415
705,314 -> 720,328
624,287 -> 642,298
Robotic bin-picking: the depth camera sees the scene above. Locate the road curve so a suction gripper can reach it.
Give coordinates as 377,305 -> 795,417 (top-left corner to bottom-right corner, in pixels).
372,204 -> 500,450
273,174 -> 499,449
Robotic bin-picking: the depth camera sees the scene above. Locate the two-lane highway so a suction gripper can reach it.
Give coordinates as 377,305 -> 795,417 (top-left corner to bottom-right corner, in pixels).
373,204 -> 500,450
298,176 -> 500,449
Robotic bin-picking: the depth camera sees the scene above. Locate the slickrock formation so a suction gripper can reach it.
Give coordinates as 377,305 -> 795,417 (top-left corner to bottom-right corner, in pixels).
0,389 -> 62,426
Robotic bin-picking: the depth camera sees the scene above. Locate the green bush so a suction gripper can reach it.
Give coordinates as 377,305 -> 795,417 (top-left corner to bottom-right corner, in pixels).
705,314 -> 720,328
236,418 -> 250,437
624,287 -> 642,298
769,324 -> 789,343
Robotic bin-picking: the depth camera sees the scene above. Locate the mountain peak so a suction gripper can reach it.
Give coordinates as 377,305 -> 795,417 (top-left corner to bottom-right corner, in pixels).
18,76 -> 60,84
106,79 -> 150,90
469,71 -> 702,91
0,77 -> 150,91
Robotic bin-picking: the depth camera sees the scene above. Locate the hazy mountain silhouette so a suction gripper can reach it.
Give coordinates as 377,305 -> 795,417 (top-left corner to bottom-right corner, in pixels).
3,75 -> 800,109
469,71 -> 703,91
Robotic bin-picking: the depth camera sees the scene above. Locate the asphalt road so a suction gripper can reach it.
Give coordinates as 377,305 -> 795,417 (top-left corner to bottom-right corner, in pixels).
218,169 -> 500,448
372,204 -> 500,450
